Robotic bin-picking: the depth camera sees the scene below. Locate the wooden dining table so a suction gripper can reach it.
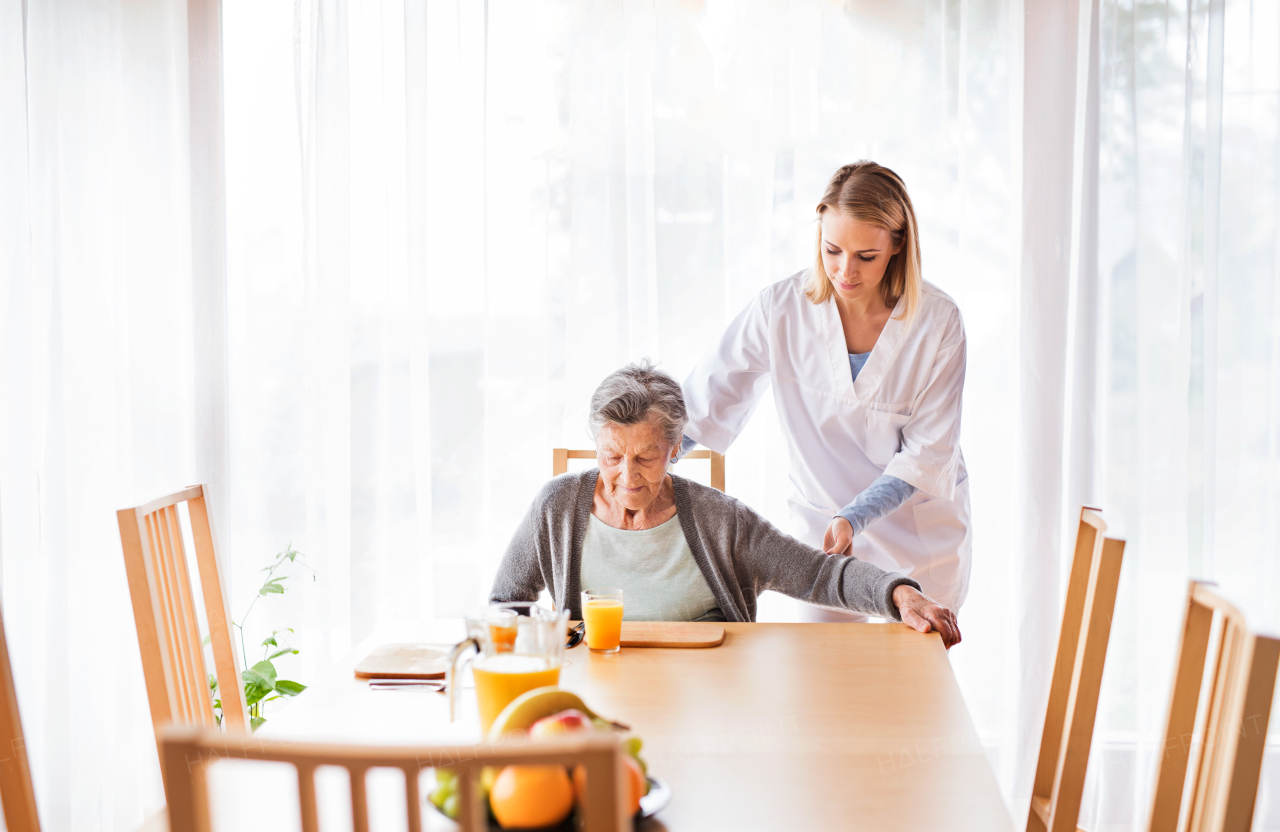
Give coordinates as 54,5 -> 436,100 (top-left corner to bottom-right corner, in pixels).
236,620 -> 1011,832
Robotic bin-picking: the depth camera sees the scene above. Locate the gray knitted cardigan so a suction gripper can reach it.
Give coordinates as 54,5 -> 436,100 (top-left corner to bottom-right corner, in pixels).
489,470 -> 920,622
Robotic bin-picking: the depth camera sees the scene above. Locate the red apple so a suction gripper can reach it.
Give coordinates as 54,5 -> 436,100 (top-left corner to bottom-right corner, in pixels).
529,709 -> 593,740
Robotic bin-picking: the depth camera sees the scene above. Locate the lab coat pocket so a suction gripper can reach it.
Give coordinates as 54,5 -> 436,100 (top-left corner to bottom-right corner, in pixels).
863,407 -> 911,467
911,489 -> 972,610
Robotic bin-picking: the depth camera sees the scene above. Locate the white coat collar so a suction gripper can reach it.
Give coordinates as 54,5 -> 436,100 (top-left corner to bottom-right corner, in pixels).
821,290 -> 909,403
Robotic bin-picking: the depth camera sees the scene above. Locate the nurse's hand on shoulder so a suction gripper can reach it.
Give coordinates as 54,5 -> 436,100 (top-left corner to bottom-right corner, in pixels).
822,517 -> 855,555
892,584 -> 961,649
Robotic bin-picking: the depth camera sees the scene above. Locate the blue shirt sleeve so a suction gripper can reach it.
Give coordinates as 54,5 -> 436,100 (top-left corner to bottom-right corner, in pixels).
836,474 -> 917,535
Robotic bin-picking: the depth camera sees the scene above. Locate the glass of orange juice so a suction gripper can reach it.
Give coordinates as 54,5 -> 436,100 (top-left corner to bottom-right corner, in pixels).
581,588 -> 624,654
485,608 -> 518,653
449,603 -> 569,735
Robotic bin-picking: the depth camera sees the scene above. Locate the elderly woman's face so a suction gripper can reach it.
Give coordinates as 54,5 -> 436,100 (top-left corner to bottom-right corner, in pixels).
595,420 -> 674,510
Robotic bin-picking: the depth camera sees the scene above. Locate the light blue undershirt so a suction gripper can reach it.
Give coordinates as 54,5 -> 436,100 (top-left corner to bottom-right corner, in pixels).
579,514 -> 724,622
848,351 -> 871,382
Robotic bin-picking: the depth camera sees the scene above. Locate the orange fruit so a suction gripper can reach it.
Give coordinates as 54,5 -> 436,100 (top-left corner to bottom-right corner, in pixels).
571,755 -> 645,816
489,765 -> 575,829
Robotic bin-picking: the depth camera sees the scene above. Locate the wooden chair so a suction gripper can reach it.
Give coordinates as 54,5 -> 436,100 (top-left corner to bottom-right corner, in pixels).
1146,581 -> 1280,832
118,485 -> 250,769
553,448 -> 726,492
0,600 -> 41,832
1027,507 -> 1126,832
160,725 -> 633,832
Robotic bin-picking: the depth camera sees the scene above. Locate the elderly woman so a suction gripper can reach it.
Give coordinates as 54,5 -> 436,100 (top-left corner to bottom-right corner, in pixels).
491,362 -> 960,646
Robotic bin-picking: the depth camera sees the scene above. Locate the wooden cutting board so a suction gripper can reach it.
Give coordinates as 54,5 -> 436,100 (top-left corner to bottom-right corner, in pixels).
353,643 -> 453,679
616,621 -> 725,648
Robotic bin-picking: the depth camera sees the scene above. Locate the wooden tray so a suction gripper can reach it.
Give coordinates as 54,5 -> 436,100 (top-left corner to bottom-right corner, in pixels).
354,643 -> 453,679
571,621 -> 725,648
619,621 -> 724,648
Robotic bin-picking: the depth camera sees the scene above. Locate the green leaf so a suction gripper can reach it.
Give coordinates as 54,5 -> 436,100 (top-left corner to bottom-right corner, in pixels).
242,661 -> 278,702
250,716 -> 265,731
250,660 -> 278,685
258,578 -> 286,596
208,674 -> 218,693
275,679 -> 306,696
201,634 -> 211,647
262,635 -> 278,648
243,683 -> 270,707
267,648 -> 298,661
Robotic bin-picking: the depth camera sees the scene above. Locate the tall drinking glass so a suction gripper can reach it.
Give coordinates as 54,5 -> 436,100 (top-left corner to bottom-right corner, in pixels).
581,588 -> 624,653
448,603 -> 570,734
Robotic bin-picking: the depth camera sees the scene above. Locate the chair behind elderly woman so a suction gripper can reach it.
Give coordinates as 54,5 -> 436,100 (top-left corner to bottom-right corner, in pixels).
553,447 -> 726,492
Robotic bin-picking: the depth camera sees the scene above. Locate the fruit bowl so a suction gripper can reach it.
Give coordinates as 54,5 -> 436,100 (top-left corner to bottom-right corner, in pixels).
425,775 -> 671,831
430,686 -> 668,829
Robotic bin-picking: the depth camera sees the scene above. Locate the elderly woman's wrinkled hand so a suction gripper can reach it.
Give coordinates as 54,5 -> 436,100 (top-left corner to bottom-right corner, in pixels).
891,584 -> 961,649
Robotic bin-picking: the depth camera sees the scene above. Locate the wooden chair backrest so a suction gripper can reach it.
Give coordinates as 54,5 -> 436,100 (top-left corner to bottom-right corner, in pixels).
160,726 -> 633,832
1027,507 -> 1126,832
1146,582 -> 1280,832
117,486 -> 249,761
0,600 -> 41,832
553,448 -> 726,492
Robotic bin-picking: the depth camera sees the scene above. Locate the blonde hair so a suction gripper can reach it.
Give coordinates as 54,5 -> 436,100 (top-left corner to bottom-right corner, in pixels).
805,161 -> 922,324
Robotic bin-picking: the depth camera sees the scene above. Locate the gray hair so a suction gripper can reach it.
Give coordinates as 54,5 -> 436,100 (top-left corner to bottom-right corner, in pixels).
587,360 -> 688,449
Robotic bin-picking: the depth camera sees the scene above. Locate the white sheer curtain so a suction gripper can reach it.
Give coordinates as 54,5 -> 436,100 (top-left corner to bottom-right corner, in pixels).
4,0 -> 1280,830
0,0 -> 193,829
1071,0 -> 1280,828
219,0 -> 1022,662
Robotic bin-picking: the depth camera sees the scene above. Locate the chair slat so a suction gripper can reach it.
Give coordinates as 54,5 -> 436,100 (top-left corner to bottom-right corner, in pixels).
189,492 -> 249,729
163,504 -> 213,725
158,508 -> 201,725
297,764 -> 319,832
118,509 -> 176,733
403,766 -> 423,832
349,766 -> 370,832
1189,620 -> 1239,831
1220,635 -> 1280,832
0,601 -> 42,832
146,511 -> 191,723
1149,596 -> 1213,832
456,765 -> 483,832
156,508 -> 195,722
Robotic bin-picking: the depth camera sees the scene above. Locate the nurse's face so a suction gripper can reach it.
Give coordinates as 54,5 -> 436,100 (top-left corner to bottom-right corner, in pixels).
595,420 -> 674,511
820,212 -> 900,304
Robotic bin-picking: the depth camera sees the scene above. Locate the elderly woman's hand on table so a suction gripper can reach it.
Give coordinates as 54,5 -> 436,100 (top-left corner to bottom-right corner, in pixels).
892,584 -> 961,649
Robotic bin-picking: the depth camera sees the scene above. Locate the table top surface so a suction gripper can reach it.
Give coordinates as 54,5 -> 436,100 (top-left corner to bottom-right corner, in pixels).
249,620 -> 1011,832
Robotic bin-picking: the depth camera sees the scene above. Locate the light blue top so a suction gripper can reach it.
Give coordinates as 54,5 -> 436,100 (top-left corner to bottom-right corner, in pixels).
848,351 -> 871,382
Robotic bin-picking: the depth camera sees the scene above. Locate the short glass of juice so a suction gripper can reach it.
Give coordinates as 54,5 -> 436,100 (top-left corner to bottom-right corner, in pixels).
581,588 -> 624,654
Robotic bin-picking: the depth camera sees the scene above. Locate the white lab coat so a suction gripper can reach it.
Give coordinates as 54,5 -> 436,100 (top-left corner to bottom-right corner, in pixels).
683,271 -> 972,615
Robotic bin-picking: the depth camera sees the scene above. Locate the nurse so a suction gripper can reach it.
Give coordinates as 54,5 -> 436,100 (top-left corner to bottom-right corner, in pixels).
681,161 -> 971,622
